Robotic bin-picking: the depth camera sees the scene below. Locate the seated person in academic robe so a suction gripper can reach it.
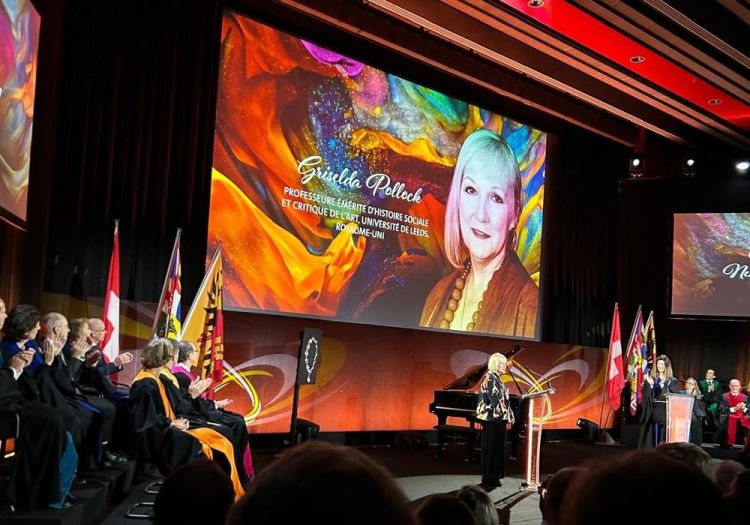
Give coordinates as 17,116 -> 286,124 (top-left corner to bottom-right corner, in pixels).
683,377 -> 707,445
718,379 -> 750,447
78,317 -> 133,399
128,338 -> 245,499
698,368 -> 724,430
0,305 -> 86,447
45,315 -> 123,467
171,340 -> 254,480
0,299 -> 76,510
638,355 -> 681,449
158,340 -> 250,484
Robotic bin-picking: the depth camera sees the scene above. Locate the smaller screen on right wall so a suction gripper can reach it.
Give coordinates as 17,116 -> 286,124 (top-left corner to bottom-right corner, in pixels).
671,213 -> 750,318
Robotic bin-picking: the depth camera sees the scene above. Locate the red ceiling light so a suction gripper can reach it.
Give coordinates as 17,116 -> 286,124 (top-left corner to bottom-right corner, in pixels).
528,0 -> 544,8
629,56 -> 645,64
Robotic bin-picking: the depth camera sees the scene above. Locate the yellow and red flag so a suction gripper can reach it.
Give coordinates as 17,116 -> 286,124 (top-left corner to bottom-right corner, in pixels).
180,245 -> 224,396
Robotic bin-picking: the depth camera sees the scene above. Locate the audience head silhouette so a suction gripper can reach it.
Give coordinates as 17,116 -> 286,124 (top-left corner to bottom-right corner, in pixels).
227,441 -> 415,525
456,485 -> 498,525
153,459 -> 235,525
542,466 -> 586,525
416,494 -> 477,525
560,451 -> 730,525
654,441 -> 713,479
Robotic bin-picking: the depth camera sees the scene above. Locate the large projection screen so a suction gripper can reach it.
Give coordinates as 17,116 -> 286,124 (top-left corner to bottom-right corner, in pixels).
0,0 -> 40,228
208,12 -> 547,339
671,212 -> 750,318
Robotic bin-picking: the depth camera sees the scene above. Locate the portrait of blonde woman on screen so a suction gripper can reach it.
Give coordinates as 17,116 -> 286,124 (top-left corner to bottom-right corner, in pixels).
420,129 -> 538,337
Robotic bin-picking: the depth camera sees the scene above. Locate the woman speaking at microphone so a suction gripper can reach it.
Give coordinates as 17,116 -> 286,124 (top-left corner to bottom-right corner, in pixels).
639,354 -> 680,449
476,352 -> 514,487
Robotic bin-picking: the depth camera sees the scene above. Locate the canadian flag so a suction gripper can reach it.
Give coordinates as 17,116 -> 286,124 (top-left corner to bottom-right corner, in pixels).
606,303 -> 624,411
101,222 -> 120,363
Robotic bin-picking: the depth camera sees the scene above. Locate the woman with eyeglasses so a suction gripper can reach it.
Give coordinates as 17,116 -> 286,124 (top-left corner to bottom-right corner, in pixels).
683,377 -> 707,444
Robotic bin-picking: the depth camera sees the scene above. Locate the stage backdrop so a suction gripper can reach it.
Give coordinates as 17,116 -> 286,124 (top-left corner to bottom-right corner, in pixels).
208,11 -> 547,339
671,213 -> 750,318
42,293 -> 607,433
0,0 -> 39,227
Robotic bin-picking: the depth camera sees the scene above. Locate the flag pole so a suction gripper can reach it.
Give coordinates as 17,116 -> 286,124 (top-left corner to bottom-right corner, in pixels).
625,305 -> 643,416
179,242 -> 222,341
152,228 -> 182,336
101,219 -> 121,363
598,303 -> 617,430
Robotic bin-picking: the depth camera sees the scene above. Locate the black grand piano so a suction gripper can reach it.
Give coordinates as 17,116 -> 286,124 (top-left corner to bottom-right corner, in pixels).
429,345 -> 526,460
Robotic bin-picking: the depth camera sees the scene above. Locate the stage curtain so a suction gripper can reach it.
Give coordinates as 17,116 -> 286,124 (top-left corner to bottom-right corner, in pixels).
41,0 -> 222,303
540,130 -> 627,347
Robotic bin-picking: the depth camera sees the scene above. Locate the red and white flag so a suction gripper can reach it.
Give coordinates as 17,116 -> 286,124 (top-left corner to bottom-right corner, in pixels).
101,221 -> 120,363
606,303 -> 624,410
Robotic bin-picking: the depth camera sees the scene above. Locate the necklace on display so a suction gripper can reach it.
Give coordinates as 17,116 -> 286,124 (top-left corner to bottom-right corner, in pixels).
440,260 -> 498,331
304,337 -> 319,383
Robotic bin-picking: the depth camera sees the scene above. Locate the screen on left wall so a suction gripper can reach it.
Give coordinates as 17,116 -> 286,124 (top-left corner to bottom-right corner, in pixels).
0,0 -> 40,227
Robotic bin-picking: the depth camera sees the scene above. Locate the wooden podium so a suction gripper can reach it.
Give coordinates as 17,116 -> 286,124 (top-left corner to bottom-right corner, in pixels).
665,393 -> 695,443
519,388 -> 555,490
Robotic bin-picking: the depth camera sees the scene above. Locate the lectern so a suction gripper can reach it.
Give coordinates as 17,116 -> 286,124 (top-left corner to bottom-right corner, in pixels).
519,388 -> 555,491
665,393 -> 694,443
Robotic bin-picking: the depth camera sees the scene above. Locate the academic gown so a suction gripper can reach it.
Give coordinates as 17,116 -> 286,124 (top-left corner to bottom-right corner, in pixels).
171,367 -> 254,479
50,350 -> 118,465
128,377 -> 202,474
0,367 -> 73,509
717,392 -> 750,446
129,370 -> 245,499
78,344 -> 126,398
159,370 -> 250,484
688,395 -> 707,444
638,377 -> 680,449
1,339 -> 86,445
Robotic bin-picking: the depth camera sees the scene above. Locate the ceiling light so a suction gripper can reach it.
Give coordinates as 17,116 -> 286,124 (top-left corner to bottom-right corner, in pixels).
681,155 -> 697,177
707,98 -> 723,105
736,160 -> 750,174
528,0 -> 544,7
629,56 -> 646,64
629,155 -> 645,178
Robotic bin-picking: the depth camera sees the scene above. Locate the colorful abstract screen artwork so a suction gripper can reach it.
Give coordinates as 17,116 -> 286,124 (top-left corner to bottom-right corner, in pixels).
209,12 -> 546,338
0,0 -> 39,226
672,213 -> 750,318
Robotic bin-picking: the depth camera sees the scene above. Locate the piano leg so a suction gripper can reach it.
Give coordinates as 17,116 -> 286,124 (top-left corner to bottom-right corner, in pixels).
434,416 -> 447,458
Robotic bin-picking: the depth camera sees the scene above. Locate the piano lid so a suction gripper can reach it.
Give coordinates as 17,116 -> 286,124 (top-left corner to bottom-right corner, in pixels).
442,345 -> 525,390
